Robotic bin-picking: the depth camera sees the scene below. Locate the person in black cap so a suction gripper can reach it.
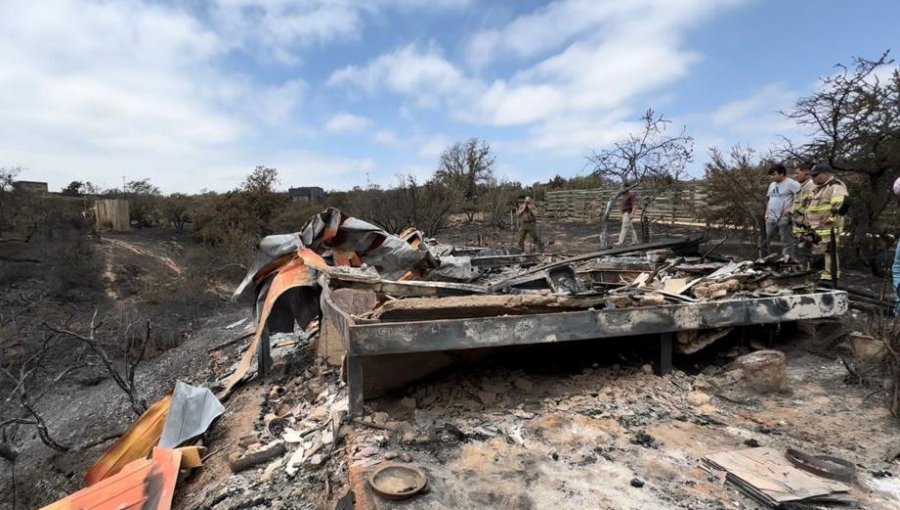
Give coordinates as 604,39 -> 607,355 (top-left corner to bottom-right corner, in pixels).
803,163 -> 849,283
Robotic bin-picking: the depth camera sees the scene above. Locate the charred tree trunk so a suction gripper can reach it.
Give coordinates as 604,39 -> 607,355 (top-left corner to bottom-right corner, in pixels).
598,188 -> 626,250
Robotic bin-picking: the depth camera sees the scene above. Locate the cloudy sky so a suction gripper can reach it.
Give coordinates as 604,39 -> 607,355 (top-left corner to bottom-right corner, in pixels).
1,0 -> 897,193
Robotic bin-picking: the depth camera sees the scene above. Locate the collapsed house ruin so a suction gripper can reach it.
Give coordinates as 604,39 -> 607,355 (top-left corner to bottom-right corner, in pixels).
43,208 -> 867,510
229,208 -> 847,415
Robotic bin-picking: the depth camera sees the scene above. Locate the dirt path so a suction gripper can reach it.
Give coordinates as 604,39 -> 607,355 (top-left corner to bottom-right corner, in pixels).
97,234 -> 186,301
104,237 -> 184,276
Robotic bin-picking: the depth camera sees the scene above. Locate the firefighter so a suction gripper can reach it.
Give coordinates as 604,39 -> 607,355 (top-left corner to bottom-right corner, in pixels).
804,163 -> 849,284
790,162 -> 818,267
516,197 -> 543,252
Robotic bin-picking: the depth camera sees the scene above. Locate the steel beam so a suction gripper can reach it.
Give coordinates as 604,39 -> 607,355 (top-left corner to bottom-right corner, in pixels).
322,284 -> 848,416
346,291 -> 847,356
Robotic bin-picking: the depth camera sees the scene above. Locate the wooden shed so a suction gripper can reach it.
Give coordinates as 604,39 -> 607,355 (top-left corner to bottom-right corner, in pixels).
94,199 -> 130,231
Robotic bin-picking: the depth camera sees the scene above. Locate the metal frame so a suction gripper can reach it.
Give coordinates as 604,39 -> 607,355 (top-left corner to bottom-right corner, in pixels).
321,283 -> 848,415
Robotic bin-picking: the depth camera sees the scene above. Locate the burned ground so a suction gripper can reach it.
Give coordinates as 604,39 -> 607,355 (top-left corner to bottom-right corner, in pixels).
1,218 -> 899,510
0,228 -> 241,509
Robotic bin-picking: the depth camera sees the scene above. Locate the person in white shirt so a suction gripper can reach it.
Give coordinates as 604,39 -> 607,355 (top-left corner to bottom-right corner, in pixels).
762,163 -> 801,258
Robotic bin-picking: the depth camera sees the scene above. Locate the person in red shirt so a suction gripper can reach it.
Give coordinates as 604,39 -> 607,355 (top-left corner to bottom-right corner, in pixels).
615,189 -> 639,246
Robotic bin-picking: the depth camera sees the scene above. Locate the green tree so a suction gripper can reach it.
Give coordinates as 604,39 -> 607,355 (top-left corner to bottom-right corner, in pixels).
435,138 -> 496,222
61,181 -> 84,196
160,193 -> 192,233
122,178 -> 162,227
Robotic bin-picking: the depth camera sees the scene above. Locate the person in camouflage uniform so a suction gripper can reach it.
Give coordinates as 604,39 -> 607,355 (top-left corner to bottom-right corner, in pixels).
802,163 -> 849,283
516,197 -> 543,252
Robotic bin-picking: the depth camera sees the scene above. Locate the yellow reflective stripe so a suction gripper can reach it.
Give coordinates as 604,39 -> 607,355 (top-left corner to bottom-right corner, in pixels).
830,196 -> 844,205
807,204 -> 833,213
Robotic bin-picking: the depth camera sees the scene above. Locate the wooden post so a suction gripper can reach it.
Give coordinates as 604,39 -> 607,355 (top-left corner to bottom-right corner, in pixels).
655,332 -> 674,376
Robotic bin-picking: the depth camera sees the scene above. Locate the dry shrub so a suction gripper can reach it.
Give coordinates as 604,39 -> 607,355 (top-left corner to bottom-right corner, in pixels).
270,203 -> 325,234
845,312 -> 900,418
881,318 -> 900,417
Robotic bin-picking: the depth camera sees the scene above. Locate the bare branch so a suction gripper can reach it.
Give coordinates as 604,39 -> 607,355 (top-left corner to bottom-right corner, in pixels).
43,314 -> 148,415
586,110 -> 693,248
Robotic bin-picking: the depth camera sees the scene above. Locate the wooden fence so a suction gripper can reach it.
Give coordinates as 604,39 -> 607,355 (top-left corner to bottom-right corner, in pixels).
544,185 -> 709,226
543,185 -> 899,236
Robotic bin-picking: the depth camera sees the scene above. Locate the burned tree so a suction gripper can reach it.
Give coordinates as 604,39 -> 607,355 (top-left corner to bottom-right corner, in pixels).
704,146 -> 772,254
0,330 -> 84,510
586,109 -> 693,248
434,138 -> 496,223
0,332 -> 79,455
45,310 -> 149,416
396,175 -> 458,237
782,51 -> 900,272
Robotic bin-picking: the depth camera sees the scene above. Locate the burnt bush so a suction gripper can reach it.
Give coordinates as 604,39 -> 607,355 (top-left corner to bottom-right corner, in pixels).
0,193 -> 103,302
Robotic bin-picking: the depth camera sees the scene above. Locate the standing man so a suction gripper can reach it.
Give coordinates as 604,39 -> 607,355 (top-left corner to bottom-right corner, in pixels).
516,197 -> 543,252
790,162 -> 817,267
615,189 -> 639,247
762,164 -> 801,258
805,163 -> 849,284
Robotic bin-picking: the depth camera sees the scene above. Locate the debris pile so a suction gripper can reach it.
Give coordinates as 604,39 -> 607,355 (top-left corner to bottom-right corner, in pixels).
340,356 -> 900,508
40,382 -> 224,510
31,209 -> 873,510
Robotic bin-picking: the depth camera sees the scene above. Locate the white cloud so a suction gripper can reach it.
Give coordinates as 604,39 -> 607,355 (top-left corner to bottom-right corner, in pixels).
209,0 -> 473,64
0,0 -> 430,192
374,130 -> 400,144
270,150 -> 376,190
325,112 -> 373,133
330,0 -> 746,154
209,0 -> 364,65
417,134 -> 452,158
523,111 -> 640,153
711,83 -> 796,131
328,45 -> 476,108
672,83 -> 805,176
370,129 -> 450,159
464,0 -> 632,69
0,1 -> 245,172
255,79 -> 306,125
0,0 -> 760,191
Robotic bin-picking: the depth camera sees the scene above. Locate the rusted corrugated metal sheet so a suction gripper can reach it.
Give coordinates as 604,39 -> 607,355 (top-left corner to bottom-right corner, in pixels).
85,395 -> 172,486
221,255 -> 319,398
41,447 -> 181,510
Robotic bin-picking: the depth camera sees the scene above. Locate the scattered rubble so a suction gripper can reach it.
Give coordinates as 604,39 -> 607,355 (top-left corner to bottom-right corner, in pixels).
29,208 -> 898,510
